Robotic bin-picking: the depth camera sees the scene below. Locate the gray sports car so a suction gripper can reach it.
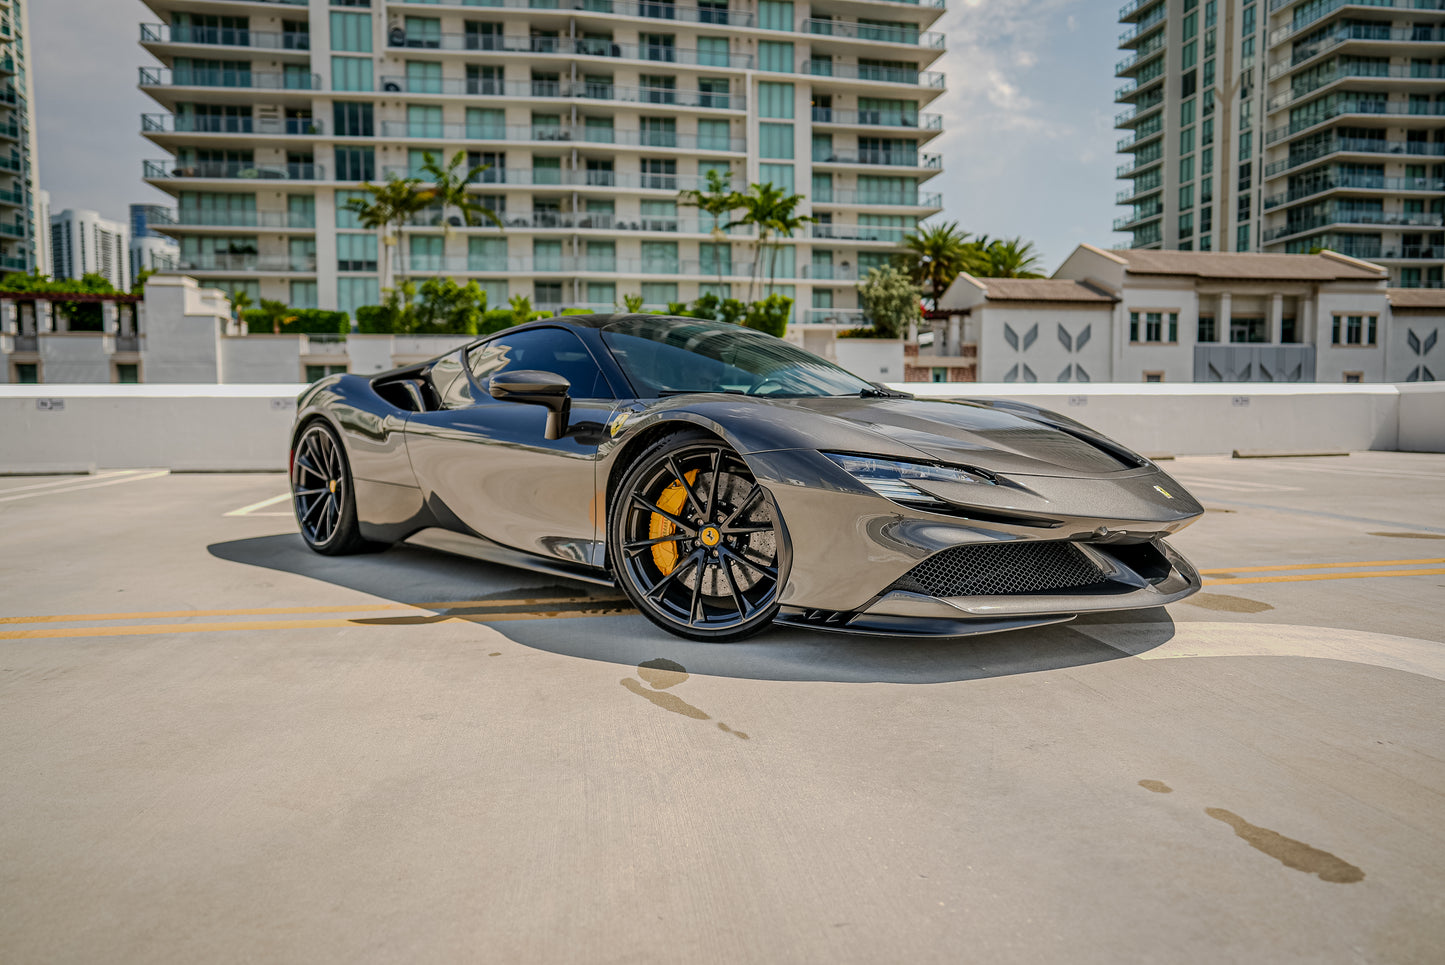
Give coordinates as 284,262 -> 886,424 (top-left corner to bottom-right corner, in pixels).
290,313 -> 1203,641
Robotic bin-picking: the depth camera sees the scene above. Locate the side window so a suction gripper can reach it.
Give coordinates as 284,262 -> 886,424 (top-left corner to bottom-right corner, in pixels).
468,328 -> 615,399
431,353 -> 473,409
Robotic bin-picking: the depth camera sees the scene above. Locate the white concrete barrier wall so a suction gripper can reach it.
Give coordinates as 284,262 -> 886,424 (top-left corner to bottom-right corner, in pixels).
0,382 -> 1442,474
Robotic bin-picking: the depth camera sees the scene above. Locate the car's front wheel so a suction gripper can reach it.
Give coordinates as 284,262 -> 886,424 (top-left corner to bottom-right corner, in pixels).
291,420 -> 379,556
609,431 -> 786,642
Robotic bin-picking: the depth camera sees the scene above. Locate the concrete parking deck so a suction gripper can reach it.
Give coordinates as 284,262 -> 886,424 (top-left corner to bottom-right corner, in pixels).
2,453 -> 1443,964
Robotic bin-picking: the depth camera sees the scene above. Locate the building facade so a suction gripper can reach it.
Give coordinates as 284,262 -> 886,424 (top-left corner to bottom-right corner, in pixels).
930,245 -> 1441,384
1114,0 -> 1445,289
49,209 -> 133,290
137,0 -> 945,324
1,0 -> 43,276
130,202 -> 182,282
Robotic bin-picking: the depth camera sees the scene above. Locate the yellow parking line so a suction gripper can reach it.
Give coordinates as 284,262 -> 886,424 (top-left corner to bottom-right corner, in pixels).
0,606 -> 633,640
1198,557 -> 1445,575
0,596 -> 624,626
1206,567 -> 1445,586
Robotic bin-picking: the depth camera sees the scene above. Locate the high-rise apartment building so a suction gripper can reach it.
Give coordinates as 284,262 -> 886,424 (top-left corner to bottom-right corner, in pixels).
2,0 -> 44,276
1115,0 -> 1445,288
49,209 -> 132,290
138,0 -> 945,325
130,202 -> 181,282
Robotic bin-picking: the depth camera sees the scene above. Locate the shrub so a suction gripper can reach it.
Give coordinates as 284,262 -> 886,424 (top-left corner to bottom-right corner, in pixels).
857,264 -> 921,339
243,308 -> 348,335
742,293 -> 792,338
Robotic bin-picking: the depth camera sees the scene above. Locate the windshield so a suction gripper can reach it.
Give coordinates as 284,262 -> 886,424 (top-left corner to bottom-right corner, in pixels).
600,316 -> 875,398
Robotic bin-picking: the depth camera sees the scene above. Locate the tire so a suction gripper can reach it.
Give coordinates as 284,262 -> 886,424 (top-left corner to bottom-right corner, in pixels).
608,430 -> 787,642
291,420 -> 382,556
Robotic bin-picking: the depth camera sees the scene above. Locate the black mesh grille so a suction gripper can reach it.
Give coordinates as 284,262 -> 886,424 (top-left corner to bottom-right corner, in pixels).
890,541 -> 1112,598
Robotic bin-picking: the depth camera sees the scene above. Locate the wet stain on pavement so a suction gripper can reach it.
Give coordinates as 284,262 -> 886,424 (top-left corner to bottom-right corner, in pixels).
1369,531 -> 1445,540
1204,507 -> 1236,514
489,652 -> 501,657
621,660 -> 750,738
1185,592 -> 1274,613
1206,808 -> 1365,884
1138,780 -> 1172,793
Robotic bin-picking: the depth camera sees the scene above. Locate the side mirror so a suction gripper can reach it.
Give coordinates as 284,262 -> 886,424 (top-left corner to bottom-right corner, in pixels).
489,369 -> 571,440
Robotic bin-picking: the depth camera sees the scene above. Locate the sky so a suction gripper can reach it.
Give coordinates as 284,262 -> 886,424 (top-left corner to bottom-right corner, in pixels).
30,0 -> 1129,275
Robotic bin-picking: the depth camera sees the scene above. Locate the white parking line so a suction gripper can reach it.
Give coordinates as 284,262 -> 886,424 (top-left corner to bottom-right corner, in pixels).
0,470 -> 171,503
0,470 -> 137,495
223,492 -> 293,517
1168,476 -> 1303,493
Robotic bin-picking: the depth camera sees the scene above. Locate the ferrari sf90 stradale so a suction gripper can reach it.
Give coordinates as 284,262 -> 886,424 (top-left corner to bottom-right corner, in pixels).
290,314 -> 1203,641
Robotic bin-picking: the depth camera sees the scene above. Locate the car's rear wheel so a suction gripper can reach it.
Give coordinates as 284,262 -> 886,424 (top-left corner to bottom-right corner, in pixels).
292,421 -> 377,556
609,431 -> 786,642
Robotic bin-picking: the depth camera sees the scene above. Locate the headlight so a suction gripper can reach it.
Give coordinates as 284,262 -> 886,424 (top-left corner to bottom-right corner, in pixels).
823,452 -> 993,509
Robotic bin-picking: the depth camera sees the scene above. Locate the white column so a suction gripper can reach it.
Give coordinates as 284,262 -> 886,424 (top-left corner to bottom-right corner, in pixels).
102,301 -> 120,336
906,318 -> 918,343
947,314 -> 961,356
1217,291 -> 1232,341
36,300 -> 54,333
1268,293 -> 1283,343
0,299 -> 14,335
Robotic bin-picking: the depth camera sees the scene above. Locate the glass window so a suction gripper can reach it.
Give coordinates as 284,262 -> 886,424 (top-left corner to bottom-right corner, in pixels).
338,277 -> 378,316
758,81 -> 794,118
467,328 -> 613,400
1198,315 -> 1216,342
758,0 -> 793,31
335,147 -> 375,181
759,122 -> 793,159
291,281 -> 319,309
641,241 -> 679,274
334,101 -> 374,137
330,12 -> 372,52
1180,126 -> 1195,155
759,162 -> 794,193
337,233 -> 378,271
406,60 -> 442,93
698,119 -> 731,151
758,41 -> 794,73
697,37 -> 730,68
1180,98 -> 1195,126
408,104 -> 443,138
640,282 -> 678,306
331,56 -> 373,92
587,282 -> 616,306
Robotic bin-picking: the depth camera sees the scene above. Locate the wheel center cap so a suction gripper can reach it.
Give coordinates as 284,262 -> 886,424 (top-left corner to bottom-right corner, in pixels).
328,479 -> 338,494
699,526 -> 721,547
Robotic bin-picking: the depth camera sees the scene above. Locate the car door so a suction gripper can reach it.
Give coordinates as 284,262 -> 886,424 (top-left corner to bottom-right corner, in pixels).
404,327 -> 620,566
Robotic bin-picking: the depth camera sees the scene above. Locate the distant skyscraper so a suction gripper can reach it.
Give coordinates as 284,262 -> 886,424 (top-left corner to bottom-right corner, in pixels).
136,0 -> 946,321
1,0 -> 43,275
130,202 -> 180,282
1115,0 -> 1445,288
50,209 -> 132,290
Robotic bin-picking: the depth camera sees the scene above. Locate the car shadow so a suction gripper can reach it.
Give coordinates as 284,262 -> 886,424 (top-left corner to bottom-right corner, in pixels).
207,533 -> 1177,685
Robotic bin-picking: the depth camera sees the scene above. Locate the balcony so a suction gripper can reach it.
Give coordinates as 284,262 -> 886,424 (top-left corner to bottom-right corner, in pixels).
1117,8 -> 1167,47
1114,91 -> 1165,127
1268,0 -> 1445,47
0,185 -> 23,207
142,113 -> 322,136
802,19 -> 945,49
810,223 -> 907,243
377,121 -> 746,152
1268,25 -> 1445,81
800,263 -> 859,281
813,149 -> 941,169
801,61 -> 945,87
815,189 -> 942,207
403,210 -> 755,235
1116,125 -> 1164,152
152,208 -> 318,230
379,167 -> 723,193
0,153 -> 21,174
1267,66 -> 1445,112
1115,33 -> 1166,77
799,308 -> 868,326
387,0 -> 760,27
391,256 -> 759,276
1116,180 -> 1163,204
0,220 -> 24,238
1263,175 -> 1445,210
140,23 -> 311,51
1265,99 -> 1445,143
178,254 -> 318,273
1265,136 -> 1445,176
0,118 -> 18,141
1116,152 -> 1164,178
378,76 -> 744,109
144,160 -> 324,181
139,66 -> 322,92
811,107 -> 942,130
386,33 -> 754,69
1263,209 -> 1445,242
1119,0 -> 1166,22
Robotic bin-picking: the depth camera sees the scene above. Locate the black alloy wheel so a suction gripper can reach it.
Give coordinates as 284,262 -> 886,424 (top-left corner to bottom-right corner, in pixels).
610,431 -> 786,641
291,421 -> 375,555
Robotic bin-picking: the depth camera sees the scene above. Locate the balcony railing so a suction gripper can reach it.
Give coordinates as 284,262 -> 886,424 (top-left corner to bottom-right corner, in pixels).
377,120 -> 746,152
144,160 -> 324,181
1266,99 -> 1445,142
801,61 -> 945,87
404,210 -> 755,235
1268,25 -> 1442,80
1263,210 -> 1445,242
1268,66 -> 1445,112
1265,136 -> 1445,176
1115,33 -> 1166,76
815,189 -> 942,207
1116,125 -> 1164,151
0,185 -> 24,206
1114,91 -> 1165,127
1116,180 -> 1163,204
378,76 -> 744,108
802,19 -> 945,49
1113,208 -> 1164,231
813,149 -> 941,168
1116,152 -> 1164,177
0,119 -> 19,140
810,223 -> 907,242
1119,0 -> 1165,21
392,256 -> 759,276
1268,0 -> 1445,47
0,152 -> 21,174
387,0 -> 759,26
800,308 -> 868,326
379,167 -> 723,192
140,23 -> 311,51
178,254 -> 318,273
1117,6 -> 1167,46
810,107 -> 942,129
152,208 -> 318,229
0,220 -> 23,238
142,113 -> 322,136
139,66 -> 322,91
800,263 -> 859,281
1263,175 -> 1445,209
386,33 -> 755,68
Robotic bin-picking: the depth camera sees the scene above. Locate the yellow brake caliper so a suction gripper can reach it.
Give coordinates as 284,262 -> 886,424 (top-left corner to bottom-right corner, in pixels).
650,470 -> 699,575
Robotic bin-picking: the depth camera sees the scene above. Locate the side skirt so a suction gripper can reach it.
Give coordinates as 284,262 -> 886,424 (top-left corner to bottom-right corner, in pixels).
405,527 -> 617,588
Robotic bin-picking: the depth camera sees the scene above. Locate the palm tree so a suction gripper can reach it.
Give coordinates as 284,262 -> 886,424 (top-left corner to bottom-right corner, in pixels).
727,182 -> 815,302
346,172 -> 426,292
678,168 -> 740,291
228,289 -> 253,329
257,298 -> 299,335
420,150 -> 505,236
980,237 -> 1045,278
900,221 -> 970,309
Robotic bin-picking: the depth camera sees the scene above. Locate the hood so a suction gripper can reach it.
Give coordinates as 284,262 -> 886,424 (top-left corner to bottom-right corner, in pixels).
711,396 -> 1145,477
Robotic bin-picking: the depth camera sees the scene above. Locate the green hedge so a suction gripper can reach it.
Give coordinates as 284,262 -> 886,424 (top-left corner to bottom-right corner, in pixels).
243,308 -> 349,335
